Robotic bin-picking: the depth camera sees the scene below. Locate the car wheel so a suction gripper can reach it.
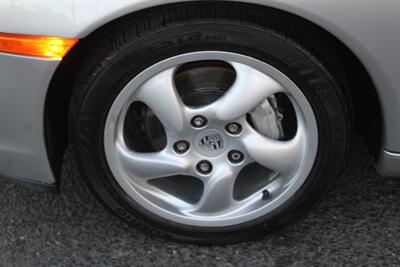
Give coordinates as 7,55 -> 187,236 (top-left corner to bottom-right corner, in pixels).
70,3 -> 350,244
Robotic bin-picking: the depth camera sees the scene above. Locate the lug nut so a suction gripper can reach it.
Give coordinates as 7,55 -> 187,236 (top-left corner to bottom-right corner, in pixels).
174,140 -> 190,154
228,150 -> 245,164
197,160 -> 213,175
191,115 -> 208,128
225,122 -> 242,135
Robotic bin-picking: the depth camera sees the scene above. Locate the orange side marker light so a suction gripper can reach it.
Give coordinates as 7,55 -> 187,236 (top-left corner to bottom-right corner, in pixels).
0,33 -> 78,60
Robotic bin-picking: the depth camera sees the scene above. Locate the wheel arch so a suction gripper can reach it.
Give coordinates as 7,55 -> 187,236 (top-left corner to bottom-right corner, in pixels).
44,1 -> 382,180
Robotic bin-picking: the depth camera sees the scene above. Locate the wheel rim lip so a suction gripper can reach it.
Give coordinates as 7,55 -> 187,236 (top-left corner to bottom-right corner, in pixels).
104,51 -> 318,227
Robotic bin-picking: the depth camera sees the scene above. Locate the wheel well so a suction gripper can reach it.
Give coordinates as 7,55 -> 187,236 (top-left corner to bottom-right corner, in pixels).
44,1 -> 382,180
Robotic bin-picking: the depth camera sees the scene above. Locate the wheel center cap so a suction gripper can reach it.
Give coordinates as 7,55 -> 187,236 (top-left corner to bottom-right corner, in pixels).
194,129 -> 227,157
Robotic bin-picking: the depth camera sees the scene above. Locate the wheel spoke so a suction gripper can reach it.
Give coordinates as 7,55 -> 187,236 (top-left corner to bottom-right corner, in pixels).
134,185 -> 193,212
135,67 -> 186,134
117,143 -> 188,180
242,123 -> 306,175
193,166 -> 237,213
205,62 -> 284,121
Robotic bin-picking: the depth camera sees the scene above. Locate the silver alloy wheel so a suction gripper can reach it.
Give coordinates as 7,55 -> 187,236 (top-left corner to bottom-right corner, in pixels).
104,51 -> 318,227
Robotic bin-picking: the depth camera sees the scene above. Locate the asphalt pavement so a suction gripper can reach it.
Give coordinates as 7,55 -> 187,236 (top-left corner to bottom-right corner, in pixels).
1,136 -> 400,266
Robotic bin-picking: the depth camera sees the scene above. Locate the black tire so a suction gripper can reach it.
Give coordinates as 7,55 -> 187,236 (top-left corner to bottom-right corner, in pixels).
69,2 -> 351,244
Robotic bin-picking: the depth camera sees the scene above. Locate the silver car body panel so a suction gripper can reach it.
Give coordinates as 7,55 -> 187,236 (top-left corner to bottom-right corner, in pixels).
0,53 -> 58,185
0,0 -> 399,185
